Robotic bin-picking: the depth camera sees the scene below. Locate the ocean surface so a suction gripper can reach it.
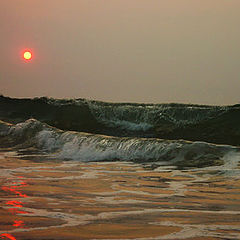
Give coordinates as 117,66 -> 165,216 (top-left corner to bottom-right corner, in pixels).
1,96 -> 240,239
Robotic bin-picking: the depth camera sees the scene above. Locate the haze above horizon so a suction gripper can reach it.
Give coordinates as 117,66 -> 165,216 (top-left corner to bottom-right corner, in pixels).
1,1 -> 240,105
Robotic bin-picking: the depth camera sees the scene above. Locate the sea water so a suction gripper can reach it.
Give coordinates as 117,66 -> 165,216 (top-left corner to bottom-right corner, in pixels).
0,146 -> 240,239
1,97 -> 240,239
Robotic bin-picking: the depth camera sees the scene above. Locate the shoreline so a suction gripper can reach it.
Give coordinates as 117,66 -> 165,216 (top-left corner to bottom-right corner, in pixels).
0,151 -> 240,239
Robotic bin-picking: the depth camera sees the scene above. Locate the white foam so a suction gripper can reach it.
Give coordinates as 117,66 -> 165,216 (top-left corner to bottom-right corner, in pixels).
2,119 -> 239,166
33,124 -> 238,164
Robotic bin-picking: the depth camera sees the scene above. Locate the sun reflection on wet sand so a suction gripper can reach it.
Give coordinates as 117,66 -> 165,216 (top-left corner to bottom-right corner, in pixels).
1,176 -> 29,240
12,221 -> 24,228
6,201 -> 23,208
0,233 -> 16,240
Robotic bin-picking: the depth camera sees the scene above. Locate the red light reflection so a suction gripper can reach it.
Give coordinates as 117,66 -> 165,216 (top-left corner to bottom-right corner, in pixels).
13,220 -> 24,228
6,200 -> 23,208
1,177 -> 29,240
8,208 -> 30,215
0,233 -> 16,240
11,181 -> 27,186
2,186 -> 27,198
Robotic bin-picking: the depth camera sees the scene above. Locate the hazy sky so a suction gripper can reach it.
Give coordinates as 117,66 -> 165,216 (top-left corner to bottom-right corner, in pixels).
1,1 -> 240,105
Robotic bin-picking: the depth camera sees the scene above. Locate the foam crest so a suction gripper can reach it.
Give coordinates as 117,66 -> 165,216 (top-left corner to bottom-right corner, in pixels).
86,100 -> 228,131
1,119 -> 239,168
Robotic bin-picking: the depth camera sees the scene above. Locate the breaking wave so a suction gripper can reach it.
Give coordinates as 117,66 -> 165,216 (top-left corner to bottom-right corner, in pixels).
1,96 -> 240,145
0,119 -> 238,167
86,100 -> 227,127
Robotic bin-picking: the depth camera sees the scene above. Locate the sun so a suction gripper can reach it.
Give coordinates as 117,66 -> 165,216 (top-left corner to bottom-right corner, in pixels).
23,51 -> 32,60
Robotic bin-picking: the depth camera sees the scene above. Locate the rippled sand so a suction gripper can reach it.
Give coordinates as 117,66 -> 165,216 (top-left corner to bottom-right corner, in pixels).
1,150 -> 240,240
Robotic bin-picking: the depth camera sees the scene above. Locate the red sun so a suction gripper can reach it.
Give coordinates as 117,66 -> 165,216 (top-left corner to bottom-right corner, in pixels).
22,50 -> 33,61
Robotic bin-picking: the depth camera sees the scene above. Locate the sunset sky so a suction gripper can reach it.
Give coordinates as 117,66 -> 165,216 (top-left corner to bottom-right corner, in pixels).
1,0 -> 240,105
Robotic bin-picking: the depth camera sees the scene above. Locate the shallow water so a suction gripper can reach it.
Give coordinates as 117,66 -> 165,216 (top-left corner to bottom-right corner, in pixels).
1,150 -> 240,240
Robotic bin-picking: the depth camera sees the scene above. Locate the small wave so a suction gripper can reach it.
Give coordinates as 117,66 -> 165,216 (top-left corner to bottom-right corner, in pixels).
0,119 -> 238,168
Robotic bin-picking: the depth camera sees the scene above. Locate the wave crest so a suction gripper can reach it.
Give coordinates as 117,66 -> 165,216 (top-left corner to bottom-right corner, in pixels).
0,119 -> 238,168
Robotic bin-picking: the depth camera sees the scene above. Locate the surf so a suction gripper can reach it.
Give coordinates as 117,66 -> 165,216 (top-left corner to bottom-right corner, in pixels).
1,95 -> 240,145
0,119 -> 239,169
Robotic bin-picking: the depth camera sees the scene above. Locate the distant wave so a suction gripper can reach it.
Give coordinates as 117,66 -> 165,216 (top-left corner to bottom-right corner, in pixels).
0,119 -> 238,168
1,96 -> 240,145
86,100 -> 227,127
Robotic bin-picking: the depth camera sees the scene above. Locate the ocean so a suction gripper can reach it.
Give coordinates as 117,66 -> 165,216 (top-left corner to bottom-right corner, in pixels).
0,96 -> 240,240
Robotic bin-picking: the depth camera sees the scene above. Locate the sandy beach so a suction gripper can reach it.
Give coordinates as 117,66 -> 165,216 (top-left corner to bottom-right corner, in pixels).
1,150 -> 240,240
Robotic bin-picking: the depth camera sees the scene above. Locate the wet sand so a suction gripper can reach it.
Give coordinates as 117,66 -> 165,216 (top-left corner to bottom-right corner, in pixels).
1,150 -> 240,240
